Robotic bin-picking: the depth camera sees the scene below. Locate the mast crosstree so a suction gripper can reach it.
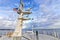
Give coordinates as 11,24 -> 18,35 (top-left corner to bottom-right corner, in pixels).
12,0 -> 32,37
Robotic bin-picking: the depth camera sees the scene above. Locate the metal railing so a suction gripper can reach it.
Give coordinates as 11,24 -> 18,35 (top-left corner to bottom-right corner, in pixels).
0,29 -> 60,40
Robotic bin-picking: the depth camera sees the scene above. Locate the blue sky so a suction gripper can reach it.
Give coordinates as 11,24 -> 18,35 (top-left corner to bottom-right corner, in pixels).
0,0 -> 60,29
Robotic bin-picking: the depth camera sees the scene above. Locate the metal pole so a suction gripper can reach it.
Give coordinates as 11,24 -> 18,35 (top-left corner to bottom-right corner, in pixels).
32,25 -> 34,40
32,25 -> 34,34
36,31 -> 39,40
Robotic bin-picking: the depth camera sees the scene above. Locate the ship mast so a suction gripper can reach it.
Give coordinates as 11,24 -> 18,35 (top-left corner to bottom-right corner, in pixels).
12,0 -> 32,38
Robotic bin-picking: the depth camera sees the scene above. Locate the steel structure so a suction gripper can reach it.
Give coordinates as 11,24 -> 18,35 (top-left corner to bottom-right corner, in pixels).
12,0 -> 32,40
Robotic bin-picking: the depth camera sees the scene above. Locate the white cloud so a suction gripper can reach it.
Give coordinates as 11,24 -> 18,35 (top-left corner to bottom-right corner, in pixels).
48,20 -> 60,28
33,18 -> 48,23
0,16 -> 3,19
31,0 -> 60,29
23,20 -> 31,23
0,7 -> 11,9
0,20 -> 17,29
14,3 -> 19,7
23,26 -> 27,29
0,10 -> 14,12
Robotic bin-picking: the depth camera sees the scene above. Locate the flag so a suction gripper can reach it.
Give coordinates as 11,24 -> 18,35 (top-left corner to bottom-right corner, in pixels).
13,8 -> 18,11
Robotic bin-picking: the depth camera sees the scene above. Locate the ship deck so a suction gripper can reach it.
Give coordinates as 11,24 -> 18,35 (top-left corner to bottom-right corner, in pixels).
0,32 -> 60,40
